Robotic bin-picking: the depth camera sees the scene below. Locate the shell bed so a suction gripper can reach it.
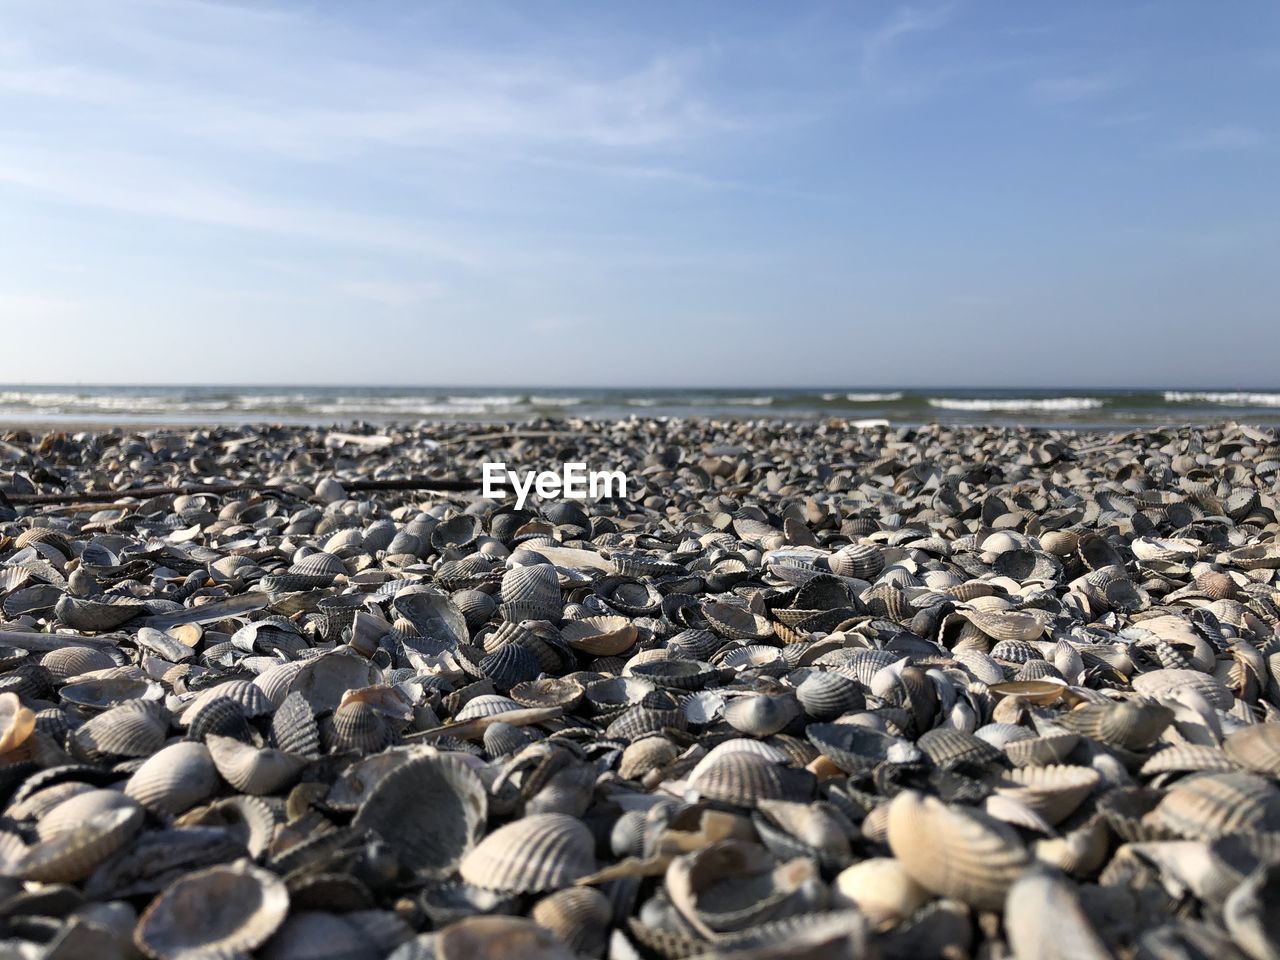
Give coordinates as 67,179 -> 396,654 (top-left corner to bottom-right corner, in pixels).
0,419 -> 1277,960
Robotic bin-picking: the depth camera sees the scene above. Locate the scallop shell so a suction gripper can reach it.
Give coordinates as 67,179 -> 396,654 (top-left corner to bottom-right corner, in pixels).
1132,669 -> 1233,710
70,700 -> 169,761
459,813 -> 596,893
13,805 -> 143,882
134,860 -> 289,960
207,735 -> 305,795
1057,700 -> 1173,750
530,886 -> 612,957
353,754 -> 488,879
499,565 -> 563,622
1149,772 -> 1280,840
795,672 -> 866,721
1223,724 -> 1280,777
993,765 -> 1101,825
125,741 -> 221,815
886,790 -> 1031,910
1005,733 -> 1080,768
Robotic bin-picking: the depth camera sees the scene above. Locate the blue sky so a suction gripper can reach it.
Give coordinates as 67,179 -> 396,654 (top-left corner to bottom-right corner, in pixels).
0,0 -> 1276,387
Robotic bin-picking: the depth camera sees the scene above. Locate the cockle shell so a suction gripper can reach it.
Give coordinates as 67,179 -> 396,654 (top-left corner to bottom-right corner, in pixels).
886,790 -> 1031,910
207,735 -> 305,795
459,813 -> 596,893
125,741 -> 220,815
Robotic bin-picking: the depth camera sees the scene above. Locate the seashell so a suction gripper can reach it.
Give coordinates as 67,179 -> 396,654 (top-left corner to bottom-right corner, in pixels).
962,607 -> 1045,642
1004,867 -> 1111,960
795,672 -> 865,721
175,796 -> 277,859
807,722 -> 920,774
1132,668 -> 1233,709
41,645 -> 117,680
500,564 -> 563,622
270,691 -> 322,759
0,691 -> 37,755
185,695 -> 255,745
703,601 -> 774,641
828,543 -> 884,580
327,700 -> 394,754
1223,723 -> 1280,777
54,594 -> 146,632
1149,771 -> 1280,840
401,916 -> 577,960
14,805 -> 143,882
259,911 -> 374,960
124,741 -> 220,815
618,736 -> 679,780
559,616 -> 637,656
665,839 -> 824,938
478,643 -> 543,692
459,813 -> 596,893
1141,744 -> 1238,775
1222,861 -> 1280,960
207,735 -> 305,795
993,765 -> 1101,825
134,860 -> 289,960
1005,733 -> 1079,768
723,694 -> 801,738
917,728 -> 1004,770
753,798 -> 854,870
530,887 -> 612,957
886,789 -> 1031,910
688,749 -> 814,806
1057,699 -> 1173,750
70,700 -> 169,761
37,788 -> 141,842
353,754 -> 487,879
831,858 -> 929,931
456,694 -> 524,721
510,678 -> 585,711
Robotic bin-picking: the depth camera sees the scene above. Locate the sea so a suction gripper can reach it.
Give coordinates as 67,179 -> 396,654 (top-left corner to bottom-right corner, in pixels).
1,386 -> 1279,430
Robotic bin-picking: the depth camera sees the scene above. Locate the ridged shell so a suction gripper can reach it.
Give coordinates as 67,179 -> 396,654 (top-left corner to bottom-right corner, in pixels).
499,564 -> 563,622
832,858 -> 929,931
207,735 -> 305,795
353,754 -> 487,879
270,692 -> 321,760
993,765 -> 1100,825
328,701 -> 394,754
886,790 -> 1031,911
530,887 -> 612,956
1057,700 -> 1173,749
40,645 -> 117,680
1149,772 -> 1280,840
963,608 -> 1045,642
459,813 -> 596,893
917,728 -> 1003,770
807,722 -> 920,774
181,680 -> 275,725
289,551 -> 348,580
14,805 -> 143,882
560,616 -> 637,656
175,796 -> 277,859
54,594 -> 146,632
125,741 -> 221,815
1132,669 -> 1233,709
1223,724 -> 1280,776
134,861 -> 289,960
70,700 -> 168,761
795,673 -> 865,721
1141,744 -> 1239,775
828,543 -> 884,580
1005,733 -> 1080,768
688,750 -> 812,806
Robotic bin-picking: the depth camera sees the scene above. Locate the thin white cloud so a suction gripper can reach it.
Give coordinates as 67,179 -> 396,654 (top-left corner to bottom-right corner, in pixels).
337,279 -> 448,308
861,4 -> 955,80
1030,71 -> 1123,104
1174,125 -> 1267,152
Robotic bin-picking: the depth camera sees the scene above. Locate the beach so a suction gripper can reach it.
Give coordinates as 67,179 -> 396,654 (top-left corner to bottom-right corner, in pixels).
0,417 -> 1277,959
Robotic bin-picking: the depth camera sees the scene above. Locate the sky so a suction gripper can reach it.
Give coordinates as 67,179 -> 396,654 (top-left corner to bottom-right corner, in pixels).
0,0 -> 1276,388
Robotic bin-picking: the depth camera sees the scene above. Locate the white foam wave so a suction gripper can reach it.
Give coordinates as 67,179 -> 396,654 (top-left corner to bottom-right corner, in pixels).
725,396 -> 774,406
846,392 -> 903,402
928,397 -> 1105,412
627,398 -> 658,407
1164,391 -> 1280,407
448,395 -> 523,406
530,395 -> 582,406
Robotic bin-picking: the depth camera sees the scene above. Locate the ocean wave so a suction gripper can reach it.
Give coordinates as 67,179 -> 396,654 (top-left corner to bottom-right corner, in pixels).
928,397 -> 1106,412
627,398 -> 658,407
725,396 -> 774,406
1164,391 -> 1280,407
846,392 -> 903,402
447,395 -> 523,406
530,395 -> 582,406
